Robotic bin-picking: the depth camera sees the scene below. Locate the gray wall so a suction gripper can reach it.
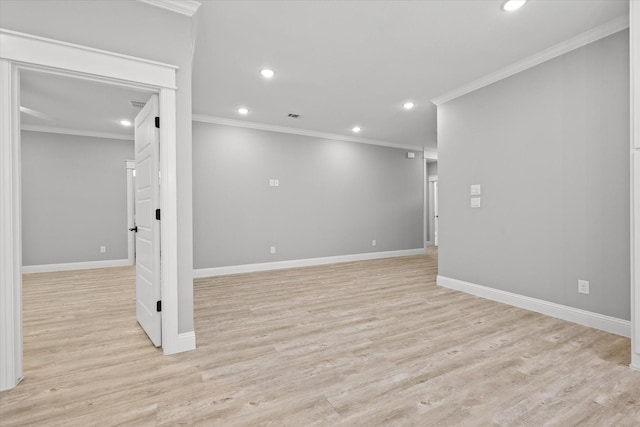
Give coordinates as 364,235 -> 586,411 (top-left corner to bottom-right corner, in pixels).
193,122 -> 424,269
21,131 -> 133,266
438,30 -> 630,320
2,0 -> 195,332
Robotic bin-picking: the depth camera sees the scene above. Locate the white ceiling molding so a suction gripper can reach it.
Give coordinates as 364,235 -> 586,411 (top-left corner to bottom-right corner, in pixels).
138,0 -> 201,17
21,124 -> 133,141
431,14 -> 629,106
192,114 -> 425,151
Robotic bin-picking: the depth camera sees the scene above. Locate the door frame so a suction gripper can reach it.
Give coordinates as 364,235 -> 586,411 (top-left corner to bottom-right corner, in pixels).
631,0 -> 640,371
0,29 -> 186,391
126,160 -> 136,266
432,179 -> 439,246
428,175 -> 439,246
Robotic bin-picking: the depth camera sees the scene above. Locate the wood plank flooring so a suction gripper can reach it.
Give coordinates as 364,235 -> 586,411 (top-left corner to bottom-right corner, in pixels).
1,249 -> 639,426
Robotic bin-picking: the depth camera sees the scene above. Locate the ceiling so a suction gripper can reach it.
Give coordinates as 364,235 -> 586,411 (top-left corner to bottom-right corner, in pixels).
20,70 -> 152,139
193,0 -> 628,149
19,0 -> 629,150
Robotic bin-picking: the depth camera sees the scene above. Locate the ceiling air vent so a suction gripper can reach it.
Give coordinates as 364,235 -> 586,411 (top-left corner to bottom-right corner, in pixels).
287,113 -> 302,119
130,100 -> 147,109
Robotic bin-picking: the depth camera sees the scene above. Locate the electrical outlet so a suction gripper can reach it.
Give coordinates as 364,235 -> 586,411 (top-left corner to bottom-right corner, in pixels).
270,246 -> 276,254
578,280 -> 589,295
100,246 -> 106,253
372,240 -> 376,246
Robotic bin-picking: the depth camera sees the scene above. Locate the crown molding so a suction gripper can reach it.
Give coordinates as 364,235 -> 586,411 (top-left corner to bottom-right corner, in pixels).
431,14 -> 630,106
192,114 -> 424,151
21,124 -> 133,141
138,0 -> 201,17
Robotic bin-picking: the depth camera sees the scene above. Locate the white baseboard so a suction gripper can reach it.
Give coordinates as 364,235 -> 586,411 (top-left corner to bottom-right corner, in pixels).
437,275 -> 631,338
22,259 -> 132,274
194,248 -> 427,278
173,331 -> 196,353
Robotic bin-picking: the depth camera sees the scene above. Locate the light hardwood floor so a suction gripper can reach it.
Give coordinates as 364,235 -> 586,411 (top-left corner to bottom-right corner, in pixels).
1,249 -> 639,426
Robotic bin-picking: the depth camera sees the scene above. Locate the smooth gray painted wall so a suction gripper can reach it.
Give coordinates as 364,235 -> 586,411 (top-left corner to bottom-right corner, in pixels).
2,0 -> 195,332
21,131 -> 133,266
193,122 -> 423,269
438,30 -> 630,320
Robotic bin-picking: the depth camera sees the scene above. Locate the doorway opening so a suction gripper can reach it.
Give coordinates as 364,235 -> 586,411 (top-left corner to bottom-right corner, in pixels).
18,69 -> 162,382
1,29 -> 188,392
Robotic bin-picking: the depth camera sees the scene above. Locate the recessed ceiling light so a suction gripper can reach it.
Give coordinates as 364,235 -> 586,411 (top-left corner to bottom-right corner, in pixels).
403,102 -> 415,110
120,119 -> 132,127
238,107 -> 249,115
502,0 -> 526,12
352,126 -> 361,133
260,69 -> 275,79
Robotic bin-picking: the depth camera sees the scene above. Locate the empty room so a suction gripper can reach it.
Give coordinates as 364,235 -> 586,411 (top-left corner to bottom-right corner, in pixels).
1,0 -> 639,426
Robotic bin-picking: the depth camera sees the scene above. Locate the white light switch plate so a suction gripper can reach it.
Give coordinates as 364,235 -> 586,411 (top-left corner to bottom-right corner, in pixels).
471,197 -> 481,208
471,184 -> 481,195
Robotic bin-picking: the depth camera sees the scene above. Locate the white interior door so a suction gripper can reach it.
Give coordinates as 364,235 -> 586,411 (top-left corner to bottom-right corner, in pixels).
134,95 -> 161,347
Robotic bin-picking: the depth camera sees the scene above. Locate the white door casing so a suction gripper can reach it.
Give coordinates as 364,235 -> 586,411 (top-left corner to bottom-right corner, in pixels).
126,160 -> 136,266
631,0 -> 640,371
433,180 -> 439,246
0,29 -> 193,391
428,175 -> 438,246
134,95 -> 161,347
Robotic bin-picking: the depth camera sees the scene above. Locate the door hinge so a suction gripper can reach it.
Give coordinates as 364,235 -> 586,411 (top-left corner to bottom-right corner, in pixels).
155,209 -> 161,220
155,116 -> 160,128
156,300 -> 162,312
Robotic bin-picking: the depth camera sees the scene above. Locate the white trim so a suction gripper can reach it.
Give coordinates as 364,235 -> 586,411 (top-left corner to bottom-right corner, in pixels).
21,125 -> 133,141
192,114 -> 424,151
158,88 -> 188,355
0,29 -> 191,390
633,150 -> 640,369
138,0 -> 201,17
22,259 -> 131,274
174,331 -> 197,353
423,159 -> 427,250
437,276 -> 631,338
0,29 -> 177,89
125,160 -> 135,266
428,174 -> 438,182
431,15 -> 630,106
0,60 -> 23,392
631,0 -> 640,371
423,148 -> 438,160
194,248 -> 426,278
